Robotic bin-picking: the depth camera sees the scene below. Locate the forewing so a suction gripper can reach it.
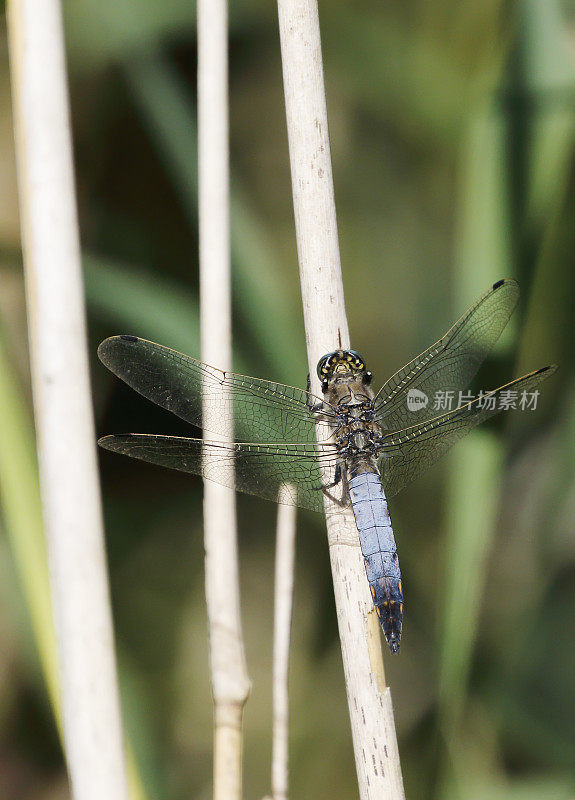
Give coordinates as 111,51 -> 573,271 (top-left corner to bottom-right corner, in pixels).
378,365 -> 556,498
98,434 -> 340,513
98,336 -> 329,444
374,280 -> 520,431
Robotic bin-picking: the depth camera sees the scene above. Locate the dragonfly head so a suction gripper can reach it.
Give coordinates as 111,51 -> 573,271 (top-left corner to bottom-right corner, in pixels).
317,349 -> 372,391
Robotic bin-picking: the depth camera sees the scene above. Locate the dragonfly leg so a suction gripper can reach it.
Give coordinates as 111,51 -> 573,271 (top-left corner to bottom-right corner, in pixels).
321,462 -> 342,490
306,373 -> 324,413
320,463 -> 349,507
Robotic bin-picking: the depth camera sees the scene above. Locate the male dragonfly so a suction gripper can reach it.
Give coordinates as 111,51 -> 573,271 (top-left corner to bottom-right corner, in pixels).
98,279 -> 556,653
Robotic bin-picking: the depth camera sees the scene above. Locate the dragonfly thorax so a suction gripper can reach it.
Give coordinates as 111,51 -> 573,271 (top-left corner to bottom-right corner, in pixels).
317,350 -> 382,459
331,402 -> 384,473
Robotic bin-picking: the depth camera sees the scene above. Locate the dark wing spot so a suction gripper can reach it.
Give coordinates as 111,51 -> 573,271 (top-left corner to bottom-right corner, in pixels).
119,334 -> 139,342
536,365 -> 556,375
492,279 -> 505,290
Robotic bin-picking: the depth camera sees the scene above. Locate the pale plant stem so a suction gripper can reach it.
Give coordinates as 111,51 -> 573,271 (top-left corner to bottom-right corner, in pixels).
271,490 -> 296,800
198,1 -> 251,798
276,0 -> 405,796
6,1 -> 129,799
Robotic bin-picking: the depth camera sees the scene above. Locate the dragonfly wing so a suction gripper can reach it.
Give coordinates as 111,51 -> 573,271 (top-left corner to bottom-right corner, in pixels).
98,434 -> 341,513
374,279 -> 520,430
98,336 -> 329,444
378,365 -> 556,498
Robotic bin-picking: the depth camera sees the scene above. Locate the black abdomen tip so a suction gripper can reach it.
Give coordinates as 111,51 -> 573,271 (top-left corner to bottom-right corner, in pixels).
120,334 -> 139,342
388,635 -> 400,655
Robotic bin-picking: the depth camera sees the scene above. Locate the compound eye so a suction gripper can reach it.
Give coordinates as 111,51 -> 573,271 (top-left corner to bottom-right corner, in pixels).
321,378 -> 329,393
347,349 -> 365,370
316,351 -> 336,379
364,371 -> 373,385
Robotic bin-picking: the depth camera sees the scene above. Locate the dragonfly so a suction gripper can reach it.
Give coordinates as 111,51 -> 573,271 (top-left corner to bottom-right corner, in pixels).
98,279 -> 556,654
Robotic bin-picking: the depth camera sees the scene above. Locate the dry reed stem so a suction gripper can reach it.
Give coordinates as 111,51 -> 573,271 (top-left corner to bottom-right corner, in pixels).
198,0 -> 251,798
276,0 -> 405,796
270,490 -> 297,800
6,1 -> 128,798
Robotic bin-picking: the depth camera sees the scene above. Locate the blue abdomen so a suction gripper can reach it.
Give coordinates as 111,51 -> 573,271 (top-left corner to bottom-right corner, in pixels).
348,471 -> 403,653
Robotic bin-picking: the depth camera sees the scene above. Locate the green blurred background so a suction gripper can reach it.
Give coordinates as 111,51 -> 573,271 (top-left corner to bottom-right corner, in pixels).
0,0 -> 574,798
